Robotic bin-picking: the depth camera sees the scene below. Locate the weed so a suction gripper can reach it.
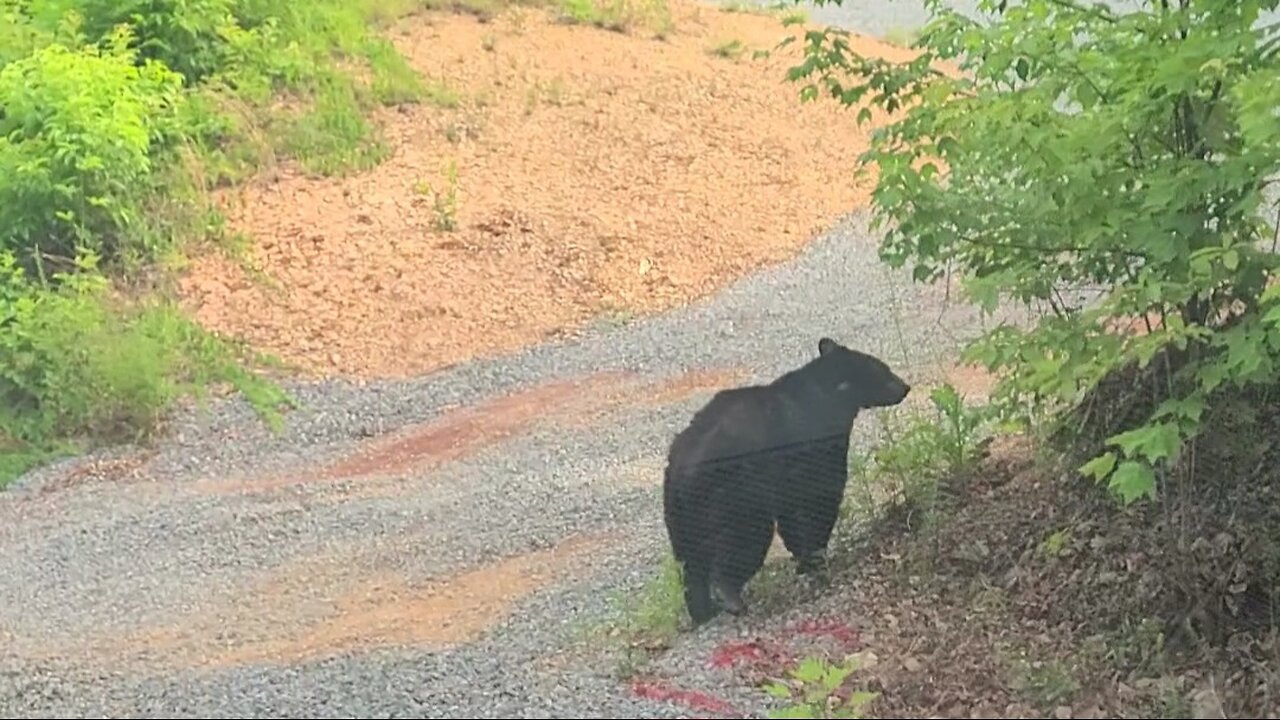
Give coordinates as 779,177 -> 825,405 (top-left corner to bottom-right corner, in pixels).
602,553 -> 686,677
420,0 -> 507,21
869,383 -> 991,527
708,38 -> 746,60
761,654 -> 880,719
278,74 -> 391,176
481,33 -> 497,51
555,0 -> 674,37
1038,527 -> 1072,559
779,8 -> 807,26
1007,656 -> 1080,710
416,162 -> 461,232
719,0 -> 765,14
524,77 -> 570,112
0,252 -> 292,487
1104,617 -> 1170,676
423,79 -> 463,108
1153,678 -> 1193,718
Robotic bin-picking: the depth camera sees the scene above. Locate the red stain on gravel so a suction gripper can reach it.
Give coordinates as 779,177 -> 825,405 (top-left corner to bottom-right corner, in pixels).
630,679 -> 743,718
708,638 -> 793,671
784,618 -> 862,649
197,364 -> 749,496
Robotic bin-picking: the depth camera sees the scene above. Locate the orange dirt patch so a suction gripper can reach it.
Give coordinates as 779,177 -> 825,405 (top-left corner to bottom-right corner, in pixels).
639,366 -> 751,409
196,370 -> 637,494
178,0 -> 929,380
31,531 -> 616,673
316,370 -> 636,480
942,361 -> 999,401
206,532 -> 613,667
197,365 -> 747,495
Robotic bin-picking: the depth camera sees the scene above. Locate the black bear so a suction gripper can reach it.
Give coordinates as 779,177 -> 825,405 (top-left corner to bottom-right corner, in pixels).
662,337 -> 911,626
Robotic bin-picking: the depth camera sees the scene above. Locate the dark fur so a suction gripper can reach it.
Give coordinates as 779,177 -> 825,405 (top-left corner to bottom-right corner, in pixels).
662,337 -> 911,626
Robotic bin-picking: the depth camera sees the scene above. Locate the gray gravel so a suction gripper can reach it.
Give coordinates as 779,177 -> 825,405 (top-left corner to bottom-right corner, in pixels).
3,4 -> 1274,716
2,209 -> 1033,718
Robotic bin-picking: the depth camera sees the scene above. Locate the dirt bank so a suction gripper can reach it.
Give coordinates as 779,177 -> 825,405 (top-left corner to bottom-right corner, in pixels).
178,0 -> 921,379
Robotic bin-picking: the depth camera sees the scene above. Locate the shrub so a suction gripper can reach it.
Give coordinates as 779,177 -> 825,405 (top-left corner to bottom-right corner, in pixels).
785,0 -> 1280,505
0,0 -> 437,484
0,251 -> 292,486
24,0 -> 240,83
0,26 -> 186,274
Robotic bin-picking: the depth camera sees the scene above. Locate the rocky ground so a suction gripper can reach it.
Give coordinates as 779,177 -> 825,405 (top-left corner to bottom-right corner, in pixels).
0,209 -> 1021,717
10,0 -> 1270,717
177,0 -> 925,379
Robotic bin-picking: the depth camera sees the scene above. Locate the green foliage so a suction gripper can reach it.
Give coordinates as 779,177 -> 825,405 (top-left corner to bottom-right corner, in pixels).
785,0 -> 1280,506
866,383 -> 991,517
416,160 -> 461,232
0,26 -> 186,272
555,0 -> 674,37
27,0 -> 240,83
1007,655 -> 1080,710
0,251 -> 293,487
593,552 -> 686,678
0,0 -> 430,484
709,38 -> 747,60
761,654 -> 879,719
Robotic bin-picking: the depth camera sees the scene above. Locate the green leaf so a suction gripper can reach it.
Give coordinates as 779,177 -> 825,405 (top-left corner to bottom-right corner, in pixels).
769,705 -> 820,719
763,682 -> 794,699
1078,451 -> 1117,481
793,656 -> 825,683
1105,422 -> 1182,463
1109,461 -> 1157,505
1223,249 -> 1240,271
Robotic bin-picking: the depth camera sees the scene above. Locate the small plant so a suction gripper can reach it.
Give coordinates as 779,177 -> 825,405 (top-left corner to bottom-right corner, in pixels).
555,0 -> 673,37
870,382 -> 991,519
779,9 -> 807,26
422,79 -> 462,109
708,39 -> 745,61
599,553 -> 686,677
1037,528 -> 1072,559
416,162 -> 461,232
880,25 -> 917,48
762,654 -> 880,719
1008,656 -> 1080,710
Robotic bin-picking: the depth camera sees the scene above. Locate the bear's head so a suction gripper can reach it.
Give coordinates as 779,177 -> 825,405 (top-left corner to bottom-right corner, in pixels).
816,337 -> 911,408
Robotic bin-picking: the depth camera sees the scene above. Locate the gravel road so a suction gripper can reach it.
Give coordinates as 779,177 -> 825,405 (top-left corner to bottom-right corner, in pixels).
0,207 -> 1036,718
15,0 -> 1263,714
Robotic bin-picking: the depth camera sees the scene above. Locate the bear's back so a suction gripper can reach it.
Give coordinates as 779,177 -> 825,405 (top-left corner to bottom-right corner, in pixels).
666,384 -> 804,472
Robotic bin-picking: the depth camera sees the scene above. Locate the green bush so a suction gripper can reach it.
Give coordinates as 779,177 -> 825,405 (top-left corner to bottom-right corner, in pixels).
0,26 -> 185,273
786,0 -> 1280,505
0,251 -> 292,486
25,0 -> 240,83
0,0 -> 435,485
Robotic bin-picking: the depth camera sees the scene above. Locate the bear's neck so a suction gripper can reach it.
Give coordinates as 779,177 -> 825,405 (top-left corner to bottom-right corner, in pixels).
770,362 -> 864,426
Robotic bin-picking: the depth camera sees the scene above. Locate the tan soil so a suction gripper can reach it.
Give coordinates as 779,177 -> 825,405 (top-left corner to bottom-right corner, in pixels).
178,0 -> 924,379
16,531 -> 615,673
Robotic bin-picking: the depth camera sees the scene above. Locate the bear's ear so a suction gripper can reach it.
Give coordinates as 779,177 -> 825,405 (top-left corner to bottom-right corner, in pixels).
818,337 -> 839,356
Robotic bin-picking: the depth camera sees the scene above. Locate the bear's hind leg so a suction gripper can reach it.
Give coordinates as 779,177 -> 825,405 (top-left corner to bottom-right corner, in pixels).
681,558 -> 719,626
777,485 -> 842,578
709,506 -> 774,616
